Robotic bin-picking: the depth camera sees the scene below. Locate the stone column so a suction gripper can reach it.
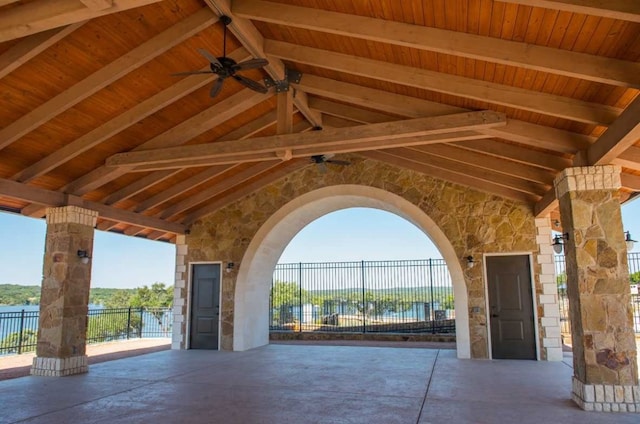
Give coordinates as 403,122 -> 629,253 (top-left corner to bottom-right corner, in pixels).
554,166 -> 639,412
31,206 -> 97,377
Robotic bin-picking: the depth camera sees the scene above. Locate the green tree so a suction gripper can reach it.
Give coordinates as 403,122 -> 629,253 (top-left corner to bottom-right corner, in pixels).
86,312 -> 141,343
0,284 -> 41,306
102,290 -> 134,308
630,271 -> 640,284
129,283 -> 173,332
0,329 -> 38,353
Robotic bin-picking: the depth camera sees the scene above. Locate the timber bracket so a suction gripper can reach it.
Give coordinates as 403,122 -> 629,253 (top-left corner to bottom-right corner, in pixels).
264,68 -> 302,93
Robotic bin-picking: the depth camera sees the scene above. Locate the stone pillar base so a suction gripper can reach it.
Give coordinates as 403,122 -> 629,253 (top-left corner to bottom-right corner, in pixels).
572,377 -> 640,413
31,355 -> 88,377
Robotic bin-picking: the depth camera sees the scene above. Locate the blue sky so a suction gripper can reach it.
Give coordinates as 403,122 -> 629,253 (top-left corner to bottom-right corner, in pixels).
0,198 -> 638,288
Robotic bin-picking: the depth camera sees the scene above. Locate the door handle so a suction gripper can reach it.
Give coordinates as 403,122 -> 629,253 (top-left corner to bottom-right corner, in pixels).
491,314 -> 499,318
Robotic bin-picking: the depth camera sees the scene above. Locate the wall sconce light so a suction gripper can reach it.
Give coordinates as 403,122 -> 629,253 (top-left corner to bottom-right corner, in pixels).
466,256 -> 475,269
226,262 -> 234,273
625,231 -> 637,251
77,250 -> 91,264
552,233 -> 569,254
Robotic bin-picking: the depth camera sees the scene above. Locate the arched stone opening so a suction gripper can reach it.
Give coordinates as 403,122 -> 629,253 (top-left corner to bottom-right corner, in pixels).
233,185 -> 470,358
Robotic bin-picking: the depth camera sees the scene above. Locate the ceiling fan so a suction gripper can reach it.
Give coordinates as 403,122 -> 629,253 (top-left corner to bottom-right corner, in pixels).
171,15 -> 269,98
311,154 -> 351,173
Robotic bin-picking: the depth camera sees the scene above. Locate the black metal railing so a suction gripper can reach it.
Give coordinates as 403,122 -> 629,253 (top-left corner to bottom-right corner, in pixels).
556,251 -> 640,334
0,306 -> 172,355
270,259 -> 455,335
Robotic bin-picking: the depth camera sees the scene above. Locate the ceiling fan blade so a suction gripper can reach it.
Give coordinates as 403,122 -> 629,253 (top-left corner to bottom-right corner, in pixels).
232,75 -> 268,93
197,48 -> 223,68
233,58 -> 269,71
326,159 -> 351,166
210,78 -> 224,98
171,70 -> 215,76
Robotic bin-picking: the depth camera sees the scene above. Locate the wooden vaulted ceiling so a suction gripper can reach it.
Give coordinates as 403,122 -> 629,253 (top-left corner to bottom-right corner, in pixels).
0,0 -> 639,243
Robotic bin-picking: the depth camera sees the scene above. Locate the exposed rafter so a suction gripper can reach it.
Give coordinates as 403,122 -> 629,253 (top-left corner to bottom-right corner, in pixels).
0,22 -> 85,80
11,47 -> 250,183
182,159 -> 308,225
501,0 -> 640,23
362,151 -> 538,205
234,0 -> 640,88
266,40 -> 620,126
63,89 -> 271,196
0,8 -> 218,151
0,0 -> 164,43
296,75 -> 595,154
0,178 -> 184,234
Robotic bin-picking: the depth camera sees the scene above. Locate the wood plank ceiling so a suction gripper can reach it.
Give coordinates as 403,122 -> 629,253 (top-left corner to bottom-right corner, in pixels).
0,0 -> 638,242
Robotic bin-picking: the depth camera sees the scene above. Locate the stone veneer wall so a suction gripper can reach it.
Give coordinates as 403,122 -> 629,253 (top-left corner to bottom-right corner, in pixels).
177,156 -> 547,358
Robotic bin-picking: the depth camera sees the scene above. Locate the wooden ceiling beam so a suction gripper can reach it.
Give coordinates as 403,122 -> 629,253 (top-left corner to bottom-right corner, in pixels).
266,40 -> 619,126
182,159 -> 308,225
11,47 -> 251,183
361,151 -> 537,205
131,120 -> 311,172
132,110 -> 280,212
388,147 -> 548,196
535,96 -> 640,216
80,0 -> 114,11
0,0 -> 163,42
588,96 -> 640,166
136,165 -> 235,213
0,178 -> 184,234
612,146 -> 640,172
501,0 -> 640,23
309,98 -> 399,124
277,89 -> 293,134
0,8 -> 218,152
0,22 -> 84,80
316,100 -> 565,182
19,88 -> 271,219
61,89 -> 270,196
102,170 -> 180,206
203,0 -> 321,128
409,144 -> 555,186
621,173 -> 640,191
106,111 -> 506,168
235,0 -> 640,88
453,139 -> 573,171
293,91 -> 322,128
159,161 -> 280,220
296,75 -> 595,154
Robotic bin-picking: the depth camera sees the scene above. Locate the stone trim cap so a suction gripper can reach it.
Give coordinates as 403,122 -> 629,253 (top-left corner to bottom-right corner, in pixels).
46,205 -> 98,227
554,165 -> 621,199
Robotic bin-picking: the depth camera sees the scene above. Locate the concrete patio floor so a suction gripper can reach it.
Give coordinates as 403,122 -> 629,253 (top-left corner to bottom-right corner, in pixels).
0,343 -> 638,424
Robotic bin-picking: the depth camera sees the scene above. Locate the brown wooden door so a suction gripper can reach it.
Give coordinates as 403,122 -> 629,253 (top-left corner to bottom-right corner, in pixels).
486,255 -> 536,359
190,264 -> 220,350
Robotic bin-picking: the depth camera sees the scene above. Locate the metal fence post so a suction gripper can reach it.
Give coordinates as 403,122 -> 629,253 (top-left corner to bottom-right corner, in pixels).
428,258 -> 435,333
126,307 -> 132,340
361,260 -> 366,333
139,307 -> 144,338
298,262 -> 303,332
17,309 -> 25,354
